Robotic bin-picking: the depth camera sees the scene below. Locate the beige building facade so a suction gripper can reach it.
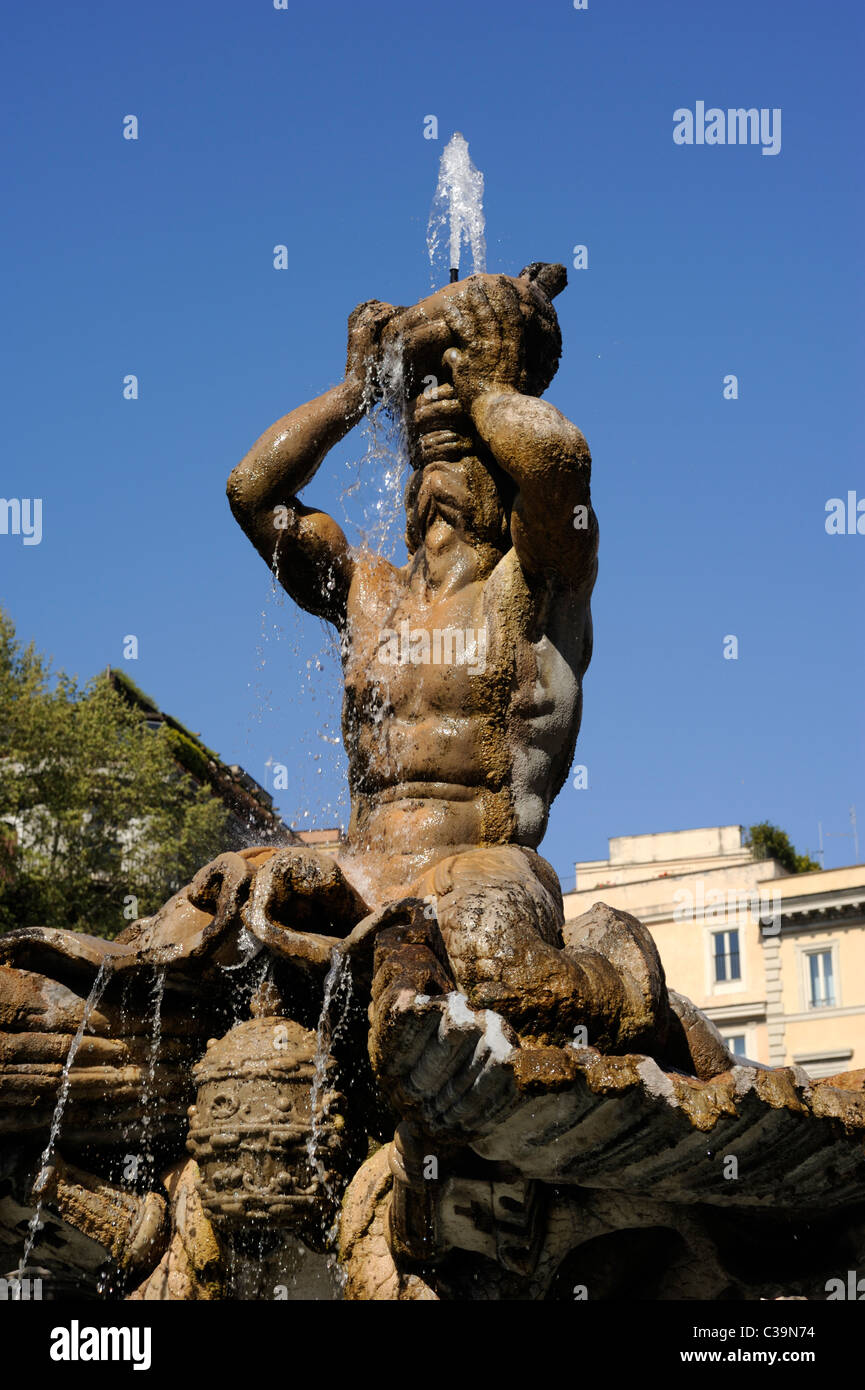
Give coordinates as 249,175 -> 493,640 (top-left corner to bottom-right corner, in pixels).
563,825 -> 865,1077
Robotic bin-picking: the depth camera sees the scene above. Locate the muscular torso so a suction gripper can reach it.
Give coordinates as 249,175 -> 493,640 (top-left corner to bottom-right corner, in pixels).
336,390 -> 592,903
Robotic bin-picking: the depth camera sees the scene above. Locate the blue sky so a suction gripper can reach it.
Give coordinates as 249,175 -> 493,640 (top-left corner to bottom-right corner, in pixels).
2,0 -> 862,888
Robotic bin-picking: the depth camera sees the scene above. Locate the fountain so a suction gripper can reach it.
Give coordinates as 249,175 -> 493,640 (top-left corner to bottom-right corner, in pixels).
1,139 -> 863,1301
427,131 -> 486,283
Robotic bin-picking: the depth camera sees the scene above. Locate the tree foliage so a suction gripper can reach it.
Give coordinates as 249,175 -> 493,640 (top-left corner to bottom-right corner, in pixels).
0,608 -> 229,937
745,821 -> 821,875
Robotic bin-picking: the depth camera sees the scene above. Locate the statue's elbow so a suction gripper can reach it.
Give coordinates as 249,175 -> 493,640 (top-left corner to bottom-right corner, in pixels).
226,463 -> 255,522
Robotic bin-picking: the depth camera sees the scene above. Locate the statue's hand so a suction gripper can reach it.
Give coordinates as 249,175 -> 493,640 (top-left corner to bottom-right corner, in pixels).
373,989 -> 520,1141
441,277 -> 525,407
346,299 -> 400,396
365,911 -> 520,1139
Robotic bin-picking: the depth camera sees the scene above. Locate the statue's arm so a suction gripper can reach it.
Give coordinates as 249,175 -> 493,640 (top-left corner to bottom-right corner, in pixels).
471,388 -> 598,589
226,299 -> 398,624
227,379 -> 362,623
441,280 -> 597,588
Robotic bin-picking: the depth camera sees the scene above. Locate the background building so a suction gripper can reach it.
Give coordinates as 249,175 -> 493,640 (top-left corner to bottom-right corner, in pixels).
109,668 -> 296,848
292,827 -> 344,857
562,825 -> 865,1076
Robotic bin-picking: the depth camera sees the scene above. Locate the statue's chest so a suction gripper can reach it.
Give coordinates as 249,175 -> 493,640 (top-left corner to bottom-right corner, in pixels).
341,572 -> 586,727
343,585 -> 498,715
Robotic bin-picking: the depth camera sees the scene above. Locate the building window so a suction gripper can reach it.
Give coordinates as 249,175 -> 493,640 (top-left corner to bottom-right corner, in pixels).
712,929 -> 741,983
807,950 -> 835,1009
723,1033 -> 747,1058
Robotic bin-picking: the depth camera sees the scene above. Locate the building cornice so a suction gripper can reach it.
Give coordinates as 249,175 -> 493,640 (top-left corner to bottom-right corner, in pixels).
702,1001 -> 768,1025
775,891 -> 865,932
780,1004 -> 865,1025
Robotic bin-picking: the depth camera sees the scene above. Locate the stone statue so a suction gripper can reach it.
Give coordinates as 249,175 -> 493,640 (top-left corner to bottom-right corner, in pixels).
226,264 -> 670,1059
1,267 -> 863,1301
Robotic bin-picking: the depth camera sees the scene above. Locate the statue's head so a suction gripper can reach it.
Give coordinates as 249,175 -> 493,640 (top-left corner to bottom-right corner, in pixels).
370,262 -> 567,559
381,261 -> 567,400
403,451 -> 515,558
353,262 -> 570,561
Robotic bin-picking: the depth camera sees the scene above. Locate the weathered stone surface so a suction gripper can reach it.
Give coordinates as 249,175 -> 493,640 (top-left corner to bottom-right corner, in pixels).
340,1110 -> 865,1300
0,846 -> 366,988
0,965 -> 206,1146
368,971 -> 865,1205
339,1143 -> 437,1301
128,1160 -> 223,1300
242,848 -> 368,974
664,986 -> 740,1080
187,1016 -> 357,1248
33,1154 -> 168,1273
562,900 -> 671,1053
479,1046 -> 865,1208
0,1147 -> 170,1295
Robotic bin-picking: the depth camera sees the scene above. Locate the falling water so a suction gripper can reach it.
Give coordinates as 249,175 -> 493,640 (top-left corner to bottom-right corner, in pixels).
306,949 -> 355,1272
219,918 -> 265,980
341,333 -> 410,560
137,968 -> 166,1183
19,962 -> 111,1275
115,974 -> 133,1153
306,951 -> 349,1186
223,947 -> 271,1029
427,131 -> 486,284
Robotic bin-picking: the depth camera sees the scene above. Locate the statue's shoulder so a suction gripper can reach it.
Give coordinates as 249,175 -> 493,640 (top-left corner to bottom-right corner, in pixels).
345,549 -> 409,618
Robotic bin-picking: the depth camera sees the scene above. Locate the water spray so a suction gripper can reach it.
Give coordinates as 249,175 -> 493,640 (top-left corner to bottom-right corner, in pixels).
427,131 -> 486,287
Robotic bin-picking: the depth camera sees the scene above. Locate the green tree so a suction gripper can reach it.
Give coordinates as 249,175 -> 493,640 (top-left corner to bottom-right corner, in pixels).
745,822 -> 821,875
0,608 -> 229,937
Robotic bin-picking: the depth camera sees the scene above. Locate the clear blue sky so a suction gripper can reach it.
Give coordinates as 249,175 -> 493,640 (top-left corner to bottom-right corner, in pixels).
2,0 -> 862,888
